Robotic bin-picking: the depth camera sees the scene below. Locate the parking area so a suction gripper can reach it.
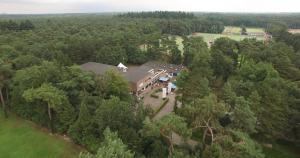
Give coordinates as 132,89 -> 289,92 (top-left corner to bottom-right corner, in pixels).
143,87 -> 177,120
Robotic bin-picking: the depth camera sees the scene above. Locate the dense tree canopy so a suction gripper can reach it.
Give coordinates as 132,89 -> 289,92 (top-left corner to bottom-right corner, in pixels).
0,12 -> 300,158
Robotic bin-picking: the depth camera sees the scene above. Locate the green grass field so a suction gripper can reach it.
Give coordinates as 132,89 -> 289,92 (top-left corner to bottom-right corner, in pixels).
191,32 -> 265,45
223,26 -> 241,34
174,35 -> 184,53
246,27 -> 265,33
0,112 -> 81,158
224,26 -> 265,34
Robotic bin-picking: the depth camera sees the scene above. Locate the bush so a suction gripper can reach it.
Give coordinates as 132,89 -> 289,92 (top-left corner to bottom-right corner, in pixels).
150,90 -> 160,98
150,93 -> 159,98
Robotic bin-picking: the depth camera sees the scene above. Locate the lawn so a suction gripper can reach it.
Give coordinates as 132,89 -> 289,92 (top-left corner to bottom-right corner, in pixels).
190,32 -> 265,45
246,27 -> 265,33
288,29 -> 300,34
0,112 -> 82,158
223,26 -> 241,35
174,36 -> 184,53
223,26 -> 265,34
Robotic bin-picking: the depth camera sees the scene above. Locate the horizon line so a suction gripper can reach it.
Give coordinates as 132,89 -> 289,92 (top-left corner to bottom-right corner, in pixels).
1,11 -> 300,15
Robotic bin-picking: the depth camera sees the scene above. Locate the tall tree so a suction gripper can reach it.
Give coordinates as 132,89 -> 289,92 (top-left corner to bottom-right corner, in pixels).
23,83 -> 70,133
96,45 -> 128,65
79,128 -> 134,158
101,70 -> 132,101
94,96 -> 142,151
142,114 -> 191,156
183,37 -> 208,67
0,62 -> 13,118
178,94 -> 226,147
170,47 -> 182,64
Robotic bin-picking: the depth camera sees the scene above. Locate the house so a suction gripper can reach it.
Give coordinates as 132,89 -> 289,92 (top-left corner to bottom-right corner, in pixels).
81,61 -> 185,95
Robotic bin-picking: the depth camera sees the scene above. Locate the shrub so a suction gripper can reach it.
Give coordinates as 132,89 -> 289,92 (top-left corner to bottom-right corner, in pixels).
150,93 -> 159,98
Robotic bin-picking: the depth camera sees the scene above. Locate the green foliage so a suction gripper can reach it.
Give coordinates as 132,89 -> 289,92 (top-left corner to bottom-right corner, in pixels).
263,143 -> 300,158
0,19 -> 35,31
96,45 -> 128,65
68,98 -> 99,150
22,83 -> 67,109
170,46 -> 182,64
94,96 -> 142,151
12,55 -> 41,70
143,114 -> 191,155
183,37 -> 209,67
0,62 -> 13,118
203,131 -> 265,158
211,38 -> 238,80
79,128 -> 134,158
23,83 -> 75,132
177,74 -> 210,103
1,12 -> 300,158
101,70 -> 132,101
241,25 -> 247,35
232,97 -> 257,134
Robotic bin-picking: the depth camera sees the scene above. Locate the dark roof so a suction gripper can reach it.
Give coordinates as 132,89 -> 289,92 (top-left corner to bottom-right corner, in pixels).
81,61 -> 185,84
120,66 -> 152,83
80,62 -> 152,83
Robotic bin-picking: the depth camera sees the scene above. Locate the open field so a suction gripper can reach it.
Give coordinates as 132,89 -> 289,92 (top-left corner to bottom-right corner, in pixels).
0,112 -> 81,158
223,26 -> 265,34
288,29 -> 300,34
174,35 -> 184,52
191,32 -> 265,45
246,27 -> 265,33
223,26 -> 241,35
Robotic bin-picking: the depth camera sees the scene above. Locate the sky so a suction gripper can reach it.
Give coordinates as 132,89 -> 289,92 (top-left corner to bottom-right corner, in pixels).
0,0 -> 299,14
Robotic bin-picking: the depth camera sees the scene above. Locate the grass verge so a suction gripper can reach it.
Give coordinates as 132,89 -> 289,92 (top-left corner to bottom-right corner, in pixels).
0,111 -> 82,158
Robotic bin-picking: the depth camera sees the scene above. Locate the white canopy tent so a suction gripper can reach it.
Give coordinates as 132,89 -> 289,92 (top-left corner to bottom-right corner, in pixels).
117,63 -> 128,72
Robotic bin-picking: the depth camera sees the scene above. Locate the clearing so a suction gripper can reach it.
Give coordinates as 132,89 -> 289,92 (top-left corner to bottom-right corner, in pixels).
0,112 -> 82,158
190,32 -> 265,45
246,27 -> 265,33
165,26 -> 266,52
288,29 -> 300,34
223,26 -> 265,34
223,26 -> 242,35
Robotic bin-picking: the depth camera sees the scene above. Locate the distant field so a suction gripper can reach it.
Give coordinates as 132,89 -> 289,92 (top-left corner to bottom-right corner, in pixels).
246,27 -> 265,33
174,36 -> 184,53
0,112 -> 81,158
223,26 -> 241,35
288,29 -> 300,34
167,26 -> 266,50
191,32 -> 264,45
224,26 -> 265,34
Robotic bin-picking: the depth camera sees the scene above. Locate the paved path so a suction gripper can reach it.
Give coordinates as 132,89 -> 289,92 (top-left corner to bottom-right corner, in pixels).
142,87 -> 177,121
153,93 -> 176,120
142,89 -> 199,147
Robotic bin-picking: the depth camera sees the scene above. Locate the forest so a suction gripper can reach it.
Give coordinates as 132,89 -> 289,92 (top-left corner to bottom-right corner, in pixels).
0,12 -> 300,158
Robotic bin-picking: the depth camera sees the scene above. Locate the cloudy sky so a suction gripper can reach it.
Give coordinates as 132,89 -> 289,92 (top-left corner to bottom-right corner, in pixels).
0,0 -> 299,14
